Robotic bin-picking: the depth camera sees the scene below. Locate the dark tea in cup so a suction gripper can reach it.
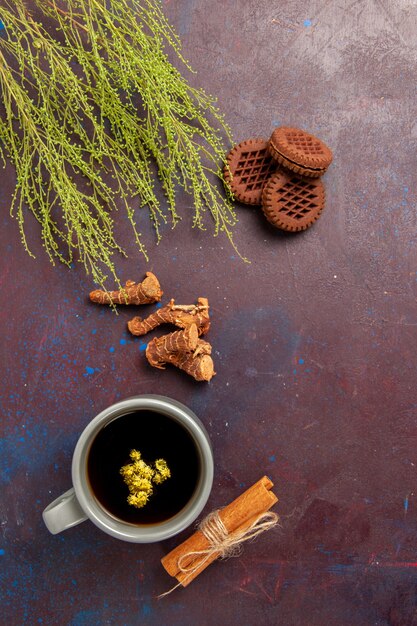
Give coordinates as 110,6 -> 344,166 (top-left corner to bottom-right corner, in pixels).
87,409 -> 200,525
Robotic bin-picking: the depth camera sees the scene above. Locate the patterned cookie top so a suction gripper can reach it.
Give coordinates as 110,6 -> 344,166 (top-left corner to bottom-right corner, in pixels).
261,170 -> 325,232
268,127 -> 332,175
224,138 -> 277,205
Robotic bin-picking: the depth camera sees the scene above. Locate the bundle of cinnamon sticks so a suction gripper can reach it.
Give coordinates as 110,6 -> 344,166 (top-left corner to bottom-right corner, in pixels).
161,476 -> 278,589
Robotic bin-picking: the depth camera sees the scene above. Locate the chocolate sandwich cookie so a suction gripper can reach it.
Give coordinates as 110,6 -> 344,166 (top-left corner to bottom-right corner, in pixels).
261,170 -> 325,232
268,127 -> 332,178
224,138 -> 277,205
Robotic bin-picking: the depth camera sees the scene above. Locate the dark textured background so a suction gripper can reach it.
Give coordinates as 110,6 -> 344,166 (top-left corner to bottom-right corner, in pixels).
1,1 -> 417,624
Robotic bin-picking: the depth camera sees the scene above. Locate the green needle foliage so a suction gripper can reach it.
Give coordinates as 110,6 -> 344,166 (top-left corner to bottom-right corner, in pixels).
0,0 -> 237,286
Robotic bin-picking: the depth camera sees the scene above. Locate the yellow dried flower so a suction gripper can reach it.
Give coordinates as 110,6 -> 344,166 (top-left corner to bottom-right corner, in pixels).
120,449 -> 171,509
153,459 -> 171,485
129,450 -> 141,462
127,492 -> 149,509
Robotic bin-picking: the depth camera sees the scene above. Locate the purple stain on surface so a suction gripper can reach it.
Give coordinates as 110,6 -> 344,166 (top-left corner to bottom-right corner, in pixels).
85,366 -> 94,375
178,0 -> 195,35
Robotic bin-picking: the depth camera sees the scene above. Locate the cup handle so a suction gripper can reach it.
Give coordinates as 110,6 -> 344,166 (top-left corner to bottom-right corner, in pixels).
42,488 -> 88,534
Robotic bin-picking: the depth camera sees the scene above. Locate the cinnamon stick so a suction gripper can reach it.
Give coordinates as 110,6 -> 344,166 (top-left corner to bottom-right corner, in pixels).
161,476 -> 278,587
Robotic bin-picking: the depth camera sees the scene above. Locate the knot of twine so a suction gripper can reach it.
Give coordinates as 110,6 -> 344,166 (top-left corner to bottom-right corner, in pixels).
158,509 -> 279,598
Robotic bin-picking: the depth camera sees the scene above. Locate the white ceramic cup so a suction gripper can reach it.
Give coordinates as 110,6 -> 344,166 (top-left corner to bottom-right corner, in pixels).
42,395 -> 213,543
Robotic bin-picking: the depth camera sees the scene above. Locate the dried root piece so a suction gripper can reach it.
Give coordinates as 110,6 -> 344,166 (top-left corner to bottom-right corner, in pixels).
128,298 -> 210,336
146,324 -> 199,369
174,345 -> 215,382
146,325 -> 215,381
90,272 -> 162,305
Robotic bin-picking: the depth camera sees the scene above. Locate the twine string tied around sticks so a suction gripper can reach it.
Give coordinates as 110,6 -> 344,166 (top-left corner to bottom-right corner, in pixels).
158,509 -> 279,598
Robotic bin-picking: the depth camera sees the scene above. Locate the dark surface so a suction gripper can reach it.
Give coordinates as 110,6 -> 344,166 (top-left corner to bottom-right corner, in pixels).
1,1 -> 417,625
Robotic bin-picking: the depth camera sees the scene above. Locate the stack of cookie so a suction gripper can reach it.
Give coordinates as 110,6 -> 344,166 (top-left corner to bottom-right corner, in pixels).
224,127 -> 332,232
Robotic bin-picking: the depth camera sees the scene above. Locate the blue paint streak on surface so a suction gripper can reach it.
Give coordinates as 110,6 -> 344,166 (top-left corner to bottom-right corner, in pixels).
317,544 -> 333,556
303,19 -> 312,27
404,496 -> 409,512
293,368 -> 297,375
0,549 -> 5,555
0,21 -> 4,31
1,423 -> 55,485
141,603 -> 152,617
72,609 -> 103,625
156,302 -> 162,309
269,455 -> 276,462
119,338 -> 127,345
139,343 -> 147,352
109,346 -> 115,353
299,358 -> 304,364
85,366 -> 95,375
326,563 -> 353,575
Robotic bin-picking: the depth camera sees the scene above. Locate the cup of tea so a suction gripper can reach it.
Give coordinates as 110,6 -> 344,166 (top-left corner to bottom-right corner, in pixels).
42,395 -> 214,542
